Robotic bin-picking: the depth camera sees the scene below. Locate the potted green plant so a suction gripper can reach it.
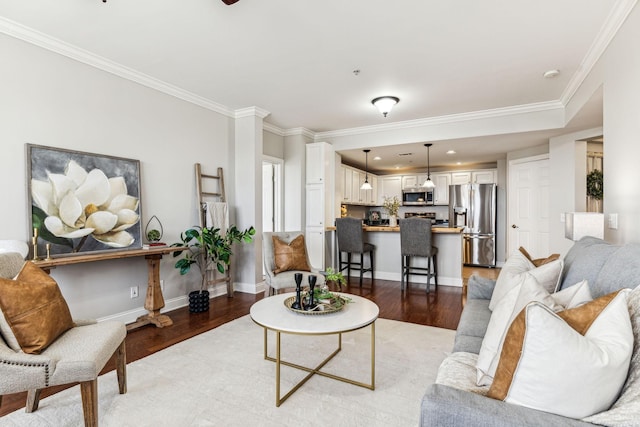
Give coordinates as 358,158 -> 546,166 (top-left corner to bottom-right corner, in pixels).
172,225 -> 255,312
322,266 -> 346,290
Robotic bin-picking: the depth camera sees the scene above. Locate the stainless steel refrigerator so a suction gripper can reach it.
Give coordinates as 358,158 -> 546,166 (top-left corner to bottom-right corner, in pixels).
449,183 -> 497,267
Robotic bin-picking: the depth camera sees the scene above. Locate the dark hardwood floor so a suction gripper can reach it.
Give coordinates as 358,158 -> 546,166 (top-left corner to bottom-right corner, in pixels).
0,266 -> 499,417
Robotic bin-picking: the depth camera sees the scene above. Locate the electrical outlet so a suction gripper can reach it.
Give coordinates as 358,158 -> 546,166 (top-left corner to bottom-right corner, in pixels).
130,286 -> 139,299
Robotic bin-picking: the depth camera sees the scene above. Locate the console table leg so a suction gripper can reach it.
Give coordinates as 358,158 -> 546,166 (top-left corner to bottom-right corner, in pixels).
127,254 -> 173,330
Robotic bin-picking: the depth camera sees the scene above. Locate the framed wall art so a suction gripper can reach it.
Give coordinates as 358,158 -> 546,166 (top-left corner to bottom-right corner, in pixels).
27,144 -> 143,257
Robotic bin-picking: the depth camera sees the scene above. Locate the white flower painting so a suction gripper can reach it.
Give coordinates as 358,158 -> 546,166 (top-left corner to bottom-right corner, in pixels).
28,145 -> 142,255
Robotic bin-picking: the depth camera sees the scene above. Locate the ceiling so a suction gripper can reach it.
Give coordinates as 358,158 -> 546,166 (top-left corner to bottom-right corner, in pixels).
0,0 -> 623,171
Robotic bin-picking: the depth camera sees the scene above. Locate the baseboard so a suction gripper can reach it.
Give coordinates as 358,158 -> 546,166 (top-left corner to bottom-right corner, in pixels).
97,282 -> 242,325
361,271 -> 462,287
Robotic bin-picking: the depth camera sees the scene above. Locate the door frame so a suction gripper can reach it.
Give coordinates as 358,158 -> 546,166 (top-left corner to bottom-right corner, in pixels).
507,153 -> 549,256
262,155 -> 284,233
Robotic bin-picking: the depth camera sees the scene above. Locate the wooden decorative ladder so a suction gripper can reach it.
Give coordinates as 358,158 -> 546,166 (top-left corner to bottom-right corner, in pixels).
194,163 -> 233,297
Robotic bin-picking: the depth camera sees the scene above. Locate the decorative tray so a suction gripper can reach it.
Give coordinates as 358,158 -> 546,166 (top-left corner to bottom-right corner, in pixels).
284,294 -> 349,315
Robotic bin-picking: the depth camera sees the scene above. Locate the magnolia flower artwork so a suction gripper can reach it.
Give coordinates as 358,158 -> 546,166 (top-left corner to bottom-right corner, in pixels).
28,145 -> 142,255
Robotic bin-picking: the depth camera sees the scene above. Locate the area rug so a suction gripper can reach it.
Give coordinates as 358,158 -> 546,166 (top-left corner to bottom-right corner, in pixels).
2,315 -> 454,427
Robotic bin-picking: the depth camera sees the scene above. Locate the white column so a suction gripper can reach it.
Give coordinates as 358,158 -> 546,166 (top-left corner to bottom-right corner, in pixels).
234,107 -> 269,292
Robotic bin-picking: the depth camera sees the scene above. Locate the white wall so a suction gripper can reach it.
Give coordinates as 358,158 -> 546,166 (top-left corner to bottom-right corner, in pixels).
600,4 -> 640,244
263,130 -> 284,159
0,34 -> 232,322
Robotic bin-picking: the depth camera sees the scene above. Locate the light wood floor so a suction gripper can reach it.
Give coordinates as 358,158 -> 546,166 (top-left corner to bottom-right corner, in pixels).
0,265 -> 500,417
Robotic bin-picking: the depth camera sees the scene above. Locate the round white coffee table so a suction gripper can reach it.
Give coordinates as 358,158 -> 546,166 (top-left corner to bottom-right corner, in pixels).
250,292 -> 379,406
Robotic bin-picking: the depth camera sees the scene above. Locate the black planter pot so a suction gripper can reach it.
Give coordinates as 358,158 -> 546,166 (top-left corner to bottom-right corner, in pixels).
188,290 -> 210,313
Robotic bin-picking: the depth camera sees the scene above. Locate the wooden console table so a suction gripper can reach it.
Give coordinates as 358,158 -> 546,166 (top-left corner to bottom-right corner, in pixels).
33,246 -> 187,331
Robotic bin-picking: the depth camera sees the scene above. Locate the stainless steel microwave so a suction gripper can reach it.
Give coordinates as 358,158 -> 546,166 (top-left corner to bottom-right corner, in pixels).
402,187 -> 433,206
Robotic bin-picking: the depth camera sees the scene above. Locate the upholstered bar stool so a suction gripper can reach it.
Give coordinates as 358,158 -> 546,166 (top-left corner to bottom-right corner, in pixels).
336,217 -> 375,286
400,217 -> 438,293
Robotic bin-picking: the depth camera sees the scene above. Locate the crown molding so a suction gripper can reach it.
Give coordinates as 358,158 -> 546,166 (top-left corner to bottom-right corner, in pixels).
234,106 -> 270,119
262,122 -> 284,136
283,127 -> 315,139
0,17 -> 235,118
560,0 -> 638,106
314,100 -> 564,140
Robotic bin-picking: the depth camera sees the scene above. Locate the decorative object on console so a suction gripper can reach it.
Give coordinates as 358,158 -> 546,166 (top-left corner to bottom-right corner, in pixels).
371,96 -> 400,117
27,144 -> 142,256
564,212 -> 604,240
172,225 -> 255,312
145,215 -> 165,246
422,143 -> 436,189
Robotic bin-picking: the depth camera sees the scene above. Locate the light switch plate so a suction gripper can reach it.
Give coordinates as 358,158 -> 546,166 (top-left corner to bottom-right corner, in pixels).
608,213 -> 618,230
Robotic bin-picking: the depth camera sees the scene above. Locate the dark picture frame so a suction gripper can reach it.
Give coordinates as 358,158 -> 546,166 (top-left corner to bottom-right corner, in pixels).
26,144 -> 143,257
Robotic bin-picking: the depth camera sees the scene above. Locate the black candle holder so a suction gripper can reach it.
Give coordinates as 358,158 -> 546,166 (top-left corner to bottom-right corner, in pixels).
305,275 -> 317,310
291,273 -> 303,310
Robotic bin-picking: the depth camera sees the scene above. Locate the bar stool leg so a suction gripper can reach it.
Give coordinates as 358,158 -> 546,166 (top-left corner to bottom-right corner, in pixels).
359,253 -> 364,287
400,255 -> 405,291
433,253 -> 438,290
426,257 -> 432,294
370,249 -> 374,281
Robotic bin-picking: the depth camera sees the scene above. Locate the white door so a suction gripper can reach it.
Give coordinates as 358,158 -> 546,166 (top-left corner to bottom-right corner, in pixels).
262,157 -> 283,233
508,156 -> 550,258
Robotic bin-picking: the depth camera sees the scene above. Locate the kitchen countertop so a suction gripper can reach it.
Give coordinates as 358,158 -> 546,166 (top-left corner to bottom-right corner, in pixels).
325,225 -> 464,234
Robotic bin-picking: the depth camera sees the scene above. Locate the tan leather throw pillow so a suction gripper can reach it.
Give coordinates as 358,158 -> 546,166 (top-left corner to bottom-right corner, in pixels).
518,246 -> 560,267
272,235 -> 311,274
0,262 -> 74,354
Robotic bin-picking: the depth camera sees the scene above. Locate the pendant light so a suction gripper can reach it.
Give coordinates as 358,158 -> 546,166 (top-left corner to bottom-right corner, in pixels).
361,149 -> 373,190
422,143 -> 436,189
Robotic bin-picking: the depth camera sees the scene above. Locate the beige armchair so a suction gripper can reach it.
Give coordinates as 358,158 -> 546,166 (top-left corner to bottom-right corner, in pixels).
0,250 -> 127,427
263,231 -> 325,296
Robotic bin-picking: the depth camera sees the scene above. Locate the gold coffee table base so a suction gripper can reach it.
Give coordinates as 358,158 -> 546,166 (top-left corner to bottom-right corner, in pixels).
262,322 -> 376,407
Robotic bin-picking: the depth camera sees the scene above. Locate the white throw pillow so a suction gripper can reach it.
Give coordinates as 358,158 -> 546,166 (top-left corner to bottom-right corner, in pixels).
583,284 -> 640,426
476,276 -> 589,386
489,250 -> 534,311
489,251 -> 563,311
487,290 -> 633,420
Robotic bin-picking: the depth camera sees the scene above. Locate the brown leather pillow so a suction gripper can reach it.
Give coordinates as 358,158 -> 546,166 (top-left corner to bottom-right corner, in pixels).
272,235 -> 311,274
518,246 -> 560,267
0,262 -> 74,354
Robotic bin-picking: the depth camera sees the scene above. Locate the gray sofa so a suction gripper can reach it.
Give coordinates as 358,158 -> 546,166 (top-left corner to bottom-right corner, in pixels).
421,236 -> 640,426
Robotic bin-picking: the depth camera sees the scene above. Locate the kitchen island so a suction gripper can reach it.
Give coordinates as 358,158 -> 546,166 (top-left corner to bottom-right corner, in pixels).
326,225 -> 464,288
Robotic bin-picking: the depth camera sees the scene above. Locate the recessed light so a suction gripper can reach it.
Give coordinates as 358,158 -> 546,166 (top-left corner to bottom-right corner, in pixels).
446,150 -> 456,155
456,162 -> 462,165
543,69 -> 560,79
373,156 -> 381,161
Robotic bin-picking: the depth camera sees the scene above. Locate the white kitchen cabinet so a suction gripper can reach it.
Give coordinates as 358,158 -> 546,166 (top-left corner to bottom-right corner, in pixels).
402,175 -> 417,189
305,183 -> 325,227
368,176 -> 378,204
432,172 -> 451,205
305,143 -> 326,184
341,166 -> 352,203
351,169 -> 363,203
472,170 -> 497,184
450,169 -> 496,185
379,176 -> 402,205
451,172 -> 472,185
305,228 -> 325,270
305,142 -> 336,270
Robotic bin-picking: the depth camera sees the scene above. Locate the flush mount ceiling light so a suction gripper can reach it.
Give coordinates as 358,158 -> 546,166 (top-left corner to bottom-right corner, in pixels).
422,143 -> 436,189
371,96 -> 400,117
543,69 -> 560,79
361,149 -> 373,190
